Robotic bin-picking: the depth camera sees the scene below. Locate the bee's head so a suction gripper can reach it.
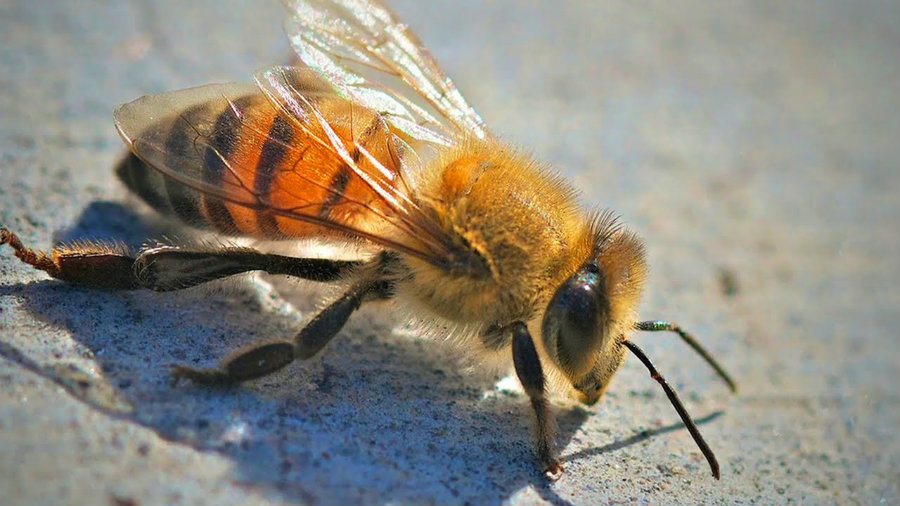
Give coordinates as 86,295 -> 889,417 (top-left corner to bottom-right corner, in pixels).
541,220 -> 647,404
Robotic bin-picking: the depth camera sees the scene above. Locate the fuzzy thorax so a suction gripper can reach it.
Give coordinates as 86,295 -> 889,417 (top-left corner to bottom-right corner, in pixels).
395,138 -> 648,404
403,139 -> 593,327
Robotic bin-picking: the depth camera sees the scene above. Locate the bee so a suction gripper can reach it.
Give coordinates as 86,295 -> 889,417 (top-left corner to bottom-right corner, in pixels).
0,0 -> 735,480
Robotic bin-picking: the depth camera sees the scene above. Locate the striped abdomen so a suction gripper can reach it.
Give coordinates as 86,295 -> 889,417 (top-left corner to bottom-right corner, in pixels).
114,79 -> 406,241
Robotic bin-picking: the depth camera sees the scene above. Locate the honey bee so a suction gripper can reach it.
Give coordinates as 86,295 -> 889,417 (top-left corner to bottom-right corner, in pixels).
0,0 -> 735,480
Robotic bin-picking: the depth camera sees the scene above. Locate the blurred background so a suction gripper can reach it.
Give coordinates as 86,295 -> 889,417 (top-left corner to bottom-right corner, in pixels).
1,1 -> 898,505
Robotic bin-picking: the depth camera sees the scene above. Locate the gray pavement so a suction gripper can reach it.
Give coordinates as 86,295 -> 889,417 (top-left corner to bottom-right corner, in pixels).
1,1 -> 898,505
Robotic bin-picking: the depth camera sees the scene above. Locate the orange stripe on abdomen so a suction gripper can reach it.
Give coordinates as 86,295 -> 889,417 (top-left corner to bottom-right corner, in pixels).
267,100 -> 397,239
121,88 -> 408,242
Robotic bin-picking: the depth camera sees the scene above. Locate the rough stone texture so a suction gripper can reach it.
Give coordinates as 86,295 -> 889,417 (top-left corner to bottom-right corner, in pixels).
1,1 -> 897,505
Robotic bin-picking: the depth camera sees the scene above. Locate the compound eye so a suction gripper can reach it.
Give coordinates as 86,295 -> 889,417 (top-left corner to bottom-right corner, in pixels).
541,264 -> 610,377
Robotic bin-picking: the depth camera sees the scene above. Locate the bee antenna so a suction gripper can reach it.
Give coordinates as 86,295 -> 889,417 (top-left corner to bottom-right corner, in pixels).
634,320 -> 737,393
623,340 -> 721,480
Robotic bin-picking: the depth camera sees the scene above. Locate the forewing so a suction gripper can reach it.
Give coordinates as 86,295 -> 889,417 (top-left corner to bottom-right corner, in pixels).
113,76 -> 465,266
114,82 -> 263,210
281,0 -> 488,140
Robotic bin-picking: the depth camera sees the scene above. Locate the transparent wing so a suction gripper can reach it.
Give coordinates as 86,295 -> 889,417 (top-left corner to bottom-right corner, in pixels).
281,0 -> 489,141
253,65 -> 456,252
113,72 -> 481,273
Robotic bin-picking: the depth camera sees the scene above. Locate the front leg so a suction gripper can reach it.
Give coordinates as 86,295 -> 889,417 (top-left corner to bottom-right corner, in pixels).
510,321 -> 563,480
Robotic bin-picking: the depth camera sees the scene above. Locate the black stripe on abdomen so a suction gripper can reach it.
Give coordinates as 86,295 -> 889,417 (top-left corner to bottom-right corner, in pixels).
200,97 -> 251,234
115,152 -> 172,215
318,165 -> 351,220
319,115 -> 382,220
163,106 -> 208,227
254,114 -> 293,237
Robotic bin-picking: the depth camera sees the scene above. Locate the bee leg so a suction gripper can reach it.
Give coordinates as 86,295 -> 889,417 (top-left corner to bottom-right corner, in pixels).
1,227 -> 139,290
172,277 -> 394,385
293,279 -> 393,359
1,228 -> 361,292
510,321 -> 564,480
171,339 -> 297,385
134,245 -> 361,291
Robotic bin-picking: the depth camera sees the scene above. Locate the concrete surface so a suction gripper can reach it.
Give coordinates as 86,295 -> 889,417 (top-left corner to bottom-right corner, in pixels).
1,1 -> 898,505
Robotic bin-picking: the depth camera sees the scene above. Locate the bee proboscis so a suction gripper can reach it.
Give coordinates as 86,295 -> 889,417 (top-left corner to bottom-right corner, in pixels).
1,0 -> 736,480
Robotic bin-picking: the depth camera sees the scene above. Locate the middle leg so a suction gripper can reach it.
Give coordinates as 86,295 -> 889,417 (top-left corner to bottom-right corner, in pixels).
172,255 -> 396,385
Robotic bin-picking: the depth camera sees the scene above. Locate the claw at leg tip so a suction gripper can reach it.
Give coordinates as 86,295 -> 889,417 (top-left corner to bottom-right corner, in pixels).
543,461 -> 564,481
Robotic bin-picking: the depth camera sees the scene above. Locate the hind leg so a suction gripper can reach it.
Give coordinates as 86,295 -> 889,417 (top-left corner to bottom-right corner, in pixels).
2,227 -> 360,291
2,227 -> 139,290
4,226 -> 392,385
